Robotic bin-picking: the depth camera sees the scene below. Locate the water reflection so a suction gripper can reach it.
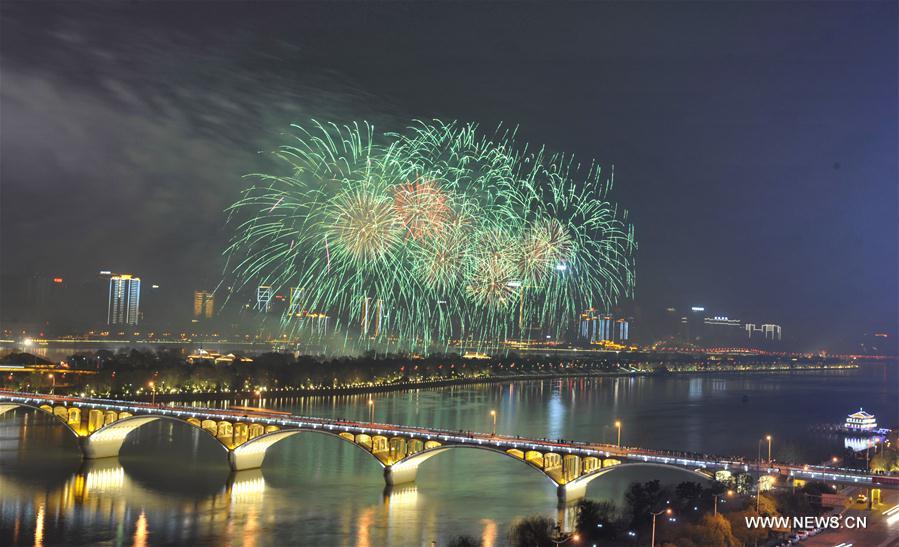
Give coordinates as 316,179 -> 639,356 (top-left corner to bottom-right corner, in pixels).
1,366 -> 895,545
0,458 -> 271,542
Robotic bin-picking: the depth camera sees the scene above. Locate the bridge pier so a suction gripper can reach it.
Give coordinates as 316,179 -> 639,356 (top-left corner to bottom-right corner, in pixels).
557,483 -> 587,504
384,462 -> 419,486
228,430 -> 301,471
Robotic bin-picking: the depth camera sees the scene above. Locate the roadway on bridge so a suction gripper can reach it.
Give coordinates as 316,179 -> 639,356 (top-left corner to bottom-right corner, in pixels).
0,390 -> 885,492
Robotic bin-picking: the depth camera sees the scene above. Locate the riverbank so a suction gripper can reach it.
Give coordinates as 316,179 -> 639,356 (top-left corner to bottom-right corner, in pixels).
126,362 -> 858,402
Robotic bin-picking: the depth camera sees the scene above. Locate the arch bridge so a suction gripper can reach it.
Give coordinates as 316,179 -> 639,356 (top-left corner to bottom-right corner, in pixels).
0,391 -> 884,503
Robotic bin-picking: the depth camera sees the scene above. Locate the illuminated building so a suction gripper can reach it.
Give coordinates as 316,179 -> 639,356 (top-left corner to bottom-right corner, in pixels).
703,316 -> 742,346
187,349 -> 254,364
256,286 -> 273,313
615,318 -> 630,341
579,310 -> 630,344
193,291 -> 214,319
579,309 -> 598,342
845,409 -> 877,431
597,315 -> 613,342
762,324 -> 781,340
108,275 -> 140,325
745,323 -> 782,342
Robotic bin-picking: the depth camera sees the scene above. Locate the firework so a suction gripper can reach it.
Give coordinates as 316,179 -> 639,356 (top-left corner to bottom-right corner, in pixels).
225,120 -> 637,351
517,218 -> 572,284
327,187 -> 402,263
392,179 -> 452,240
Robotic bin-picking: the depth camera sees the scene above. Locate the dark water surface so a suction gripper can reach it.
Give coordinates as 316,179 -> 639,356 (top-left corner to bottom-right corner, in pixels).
1,365 -> 895,546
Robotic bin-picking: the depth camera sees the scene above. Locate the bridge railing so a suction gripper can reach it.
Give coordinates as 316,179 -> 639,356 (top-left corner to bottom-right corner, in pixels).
0,390 -> 884,484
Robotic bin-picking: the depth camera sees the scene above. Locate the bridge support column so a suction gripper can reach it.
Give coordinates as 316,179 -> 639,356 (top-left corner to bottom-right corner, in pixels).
228,430 -> 300,471
557,482 -> 587,504
384,463 -> 419,486
229,449 -> 267,471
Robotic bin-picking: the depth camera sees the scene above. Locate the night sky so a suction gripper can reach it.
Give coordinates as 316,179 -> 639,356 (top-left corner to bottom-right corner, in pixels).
1,2 -> 896,351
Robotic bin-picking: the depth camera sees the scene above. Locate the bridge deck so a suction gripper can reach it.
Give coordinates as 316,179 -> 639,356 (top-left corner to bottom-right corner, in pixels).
0,390 -> 888,490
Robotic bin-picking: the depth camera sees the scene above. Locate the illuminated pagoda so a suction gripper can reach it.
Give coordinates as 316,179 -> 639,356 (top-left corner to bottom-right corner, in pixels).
845,408 -> 877,431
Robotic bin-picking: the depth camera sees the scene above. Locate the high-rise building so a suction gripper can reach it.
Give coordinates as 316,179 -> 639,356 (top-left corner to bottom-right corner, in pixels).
703,316 -> 742,346
680,306 -> 706,344
256,286 -> 273,313
579,309 -> 598,342
745,323 -> 783,345
108,275 -> 140,325
761,324 -> 782,341
615,318 -> 630,341
597,315 -> 613,342
193,290 -> 214,319
578,310 -> 631,345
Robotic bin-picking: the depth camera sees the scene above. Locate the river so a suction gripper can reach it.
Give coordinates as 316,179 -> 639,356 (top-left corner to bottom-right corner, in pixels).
1,364 -> 895,546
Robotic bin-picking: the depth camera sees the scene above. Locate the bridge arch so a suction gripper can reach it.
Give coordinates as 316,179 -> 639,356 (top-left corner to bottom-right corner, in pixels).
559,462 -> 714,503
386,443 -> 561,486
82,414 -> 230,459
229,427 -> 394,472
0,402 -> 82,439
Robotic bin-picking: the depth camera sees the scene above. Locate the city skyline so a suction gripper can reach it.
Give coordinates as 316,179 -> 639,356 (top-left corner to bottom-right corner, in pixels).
3,265 -> 891,354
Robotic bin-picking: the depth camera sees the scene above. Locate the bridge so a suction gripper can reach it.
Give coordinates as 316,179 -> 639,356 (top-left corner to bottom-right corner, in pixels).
0,391 -> 889,503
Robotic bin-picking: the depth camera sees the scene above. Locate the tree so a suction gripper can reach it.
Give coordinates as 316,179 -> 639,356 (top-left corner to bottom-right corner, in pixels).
870,452 -> 899,473
624,480 -> 671,529
674,481 -> 707,519
773,490 -> 812,518
508,515 -> 555,547
727,472 -> 755,495
574,499 -> 619,541
447,535 -> 482,547
663,514 -> 740,547
726,510 -> 769,545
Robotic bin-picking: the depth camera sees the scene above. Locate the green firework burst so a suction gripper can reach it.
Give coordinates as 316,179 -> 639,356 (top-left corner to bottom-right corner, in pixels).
224,120 -> 637,352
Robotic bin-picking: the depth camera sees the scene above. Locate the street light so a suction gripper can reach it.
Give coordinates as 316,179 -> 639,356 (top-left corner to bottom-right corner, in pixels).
148,381 -> 156,405
756,437 -> 765,513
766,435 -> 772,463
48,373 -> 55,394
714,490 -> 734,516
490,409 -> 497,436
368,399 -> 374,424
615,420 -> 622,448
549,523 -> 579,546
650,508 -> 672,547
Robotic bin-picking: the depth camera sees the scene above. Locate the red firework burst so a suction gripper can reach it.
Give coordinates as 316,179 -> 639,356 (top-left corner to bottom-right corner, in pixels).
392,179 -> 452,240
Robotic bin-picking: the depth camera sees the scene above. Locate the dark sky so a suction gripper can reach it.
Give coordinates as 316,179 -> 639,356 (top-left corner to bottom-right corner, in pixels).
1,2 -> 896,351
